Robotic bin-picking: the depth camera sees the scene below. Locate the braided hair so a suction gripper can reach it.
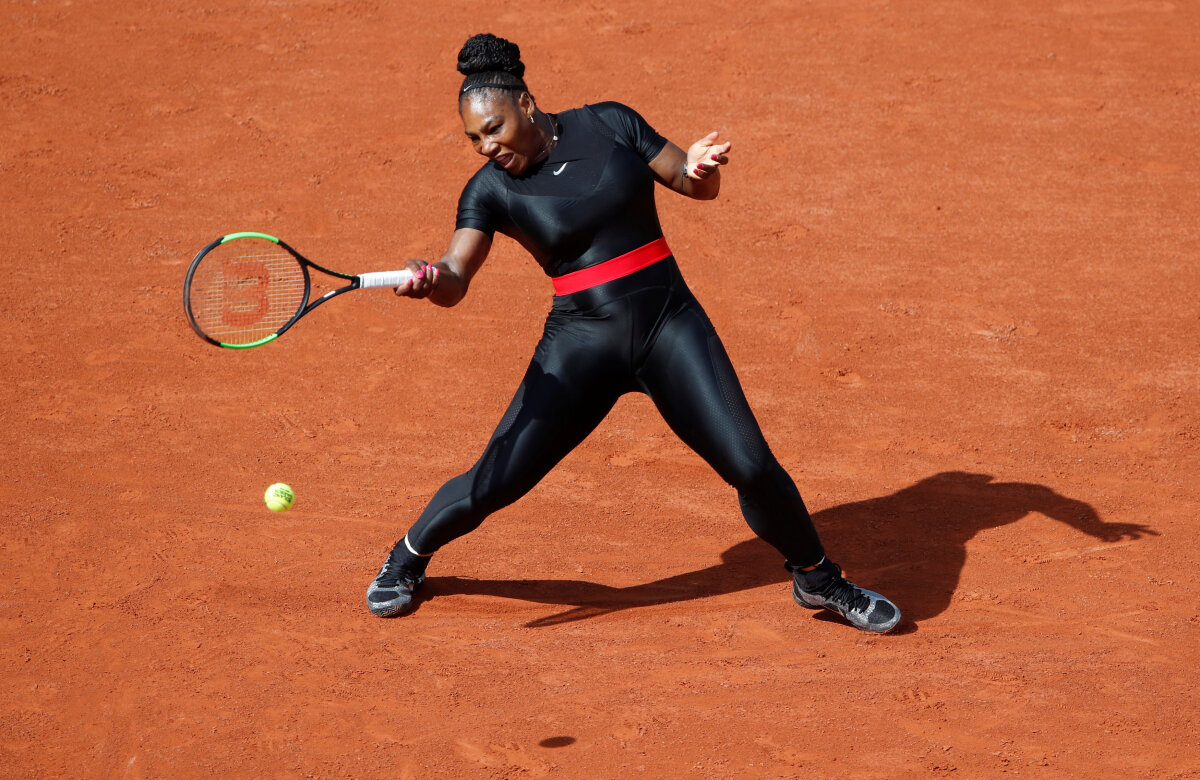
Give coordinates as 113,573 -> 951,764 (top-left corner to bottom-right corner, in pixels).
457,33 -> 529,102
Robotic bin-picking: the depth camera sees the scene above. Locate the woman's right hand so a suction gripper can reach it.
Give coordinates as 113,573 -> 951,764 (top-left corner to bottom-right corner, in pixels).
394,259 -> 442,299
391,229 -> 492,308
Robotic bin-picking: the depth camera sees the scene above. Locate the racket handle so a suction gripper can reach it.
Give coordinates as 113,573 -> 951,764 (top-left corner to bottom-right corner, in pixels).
357,269 -> 415,289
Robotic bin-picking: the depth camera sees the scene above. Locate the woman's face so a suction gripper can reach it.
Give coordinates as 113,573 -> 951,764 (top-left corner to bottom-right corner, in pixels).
460,91 -> 543,176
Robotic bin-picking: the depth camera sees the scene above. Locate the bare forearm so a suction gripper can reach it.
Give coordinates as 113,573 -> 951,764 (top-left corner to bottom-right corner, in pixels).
427,257 -> 469,307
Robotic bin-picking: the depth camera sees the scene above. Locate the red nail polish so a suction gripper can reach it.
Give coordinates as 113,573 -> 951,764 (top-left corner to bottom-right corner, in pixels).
711,154 -> 719,160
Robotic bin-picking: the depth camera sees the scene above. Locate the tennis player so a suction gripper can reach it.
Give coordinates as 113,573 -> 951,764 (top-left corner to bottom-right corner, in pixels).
367,33 -> 900,633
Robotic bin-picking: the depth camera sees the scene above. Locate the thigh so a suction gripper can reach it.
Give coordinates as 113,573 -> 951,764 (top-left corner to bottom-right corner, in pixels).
635,303 -> 775,487
472,315 -> 626,503
407,314 -> 628,552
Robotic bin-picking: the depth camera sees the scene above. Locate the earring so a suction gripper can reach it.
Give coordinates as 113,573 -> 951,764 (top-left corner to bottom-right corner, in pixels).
529,115 -> 535,124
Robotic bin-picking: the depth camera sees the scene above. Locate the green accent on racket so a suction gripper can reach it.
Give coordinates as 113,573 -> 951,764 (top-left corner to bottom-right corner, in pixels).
221,334 -> 280,349
221,231 -> 280,244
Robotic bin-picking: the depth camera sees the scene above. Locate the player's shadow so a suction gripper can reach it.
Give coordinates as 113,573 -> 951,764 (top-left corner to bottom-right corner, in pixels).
426,471 -> 1155,629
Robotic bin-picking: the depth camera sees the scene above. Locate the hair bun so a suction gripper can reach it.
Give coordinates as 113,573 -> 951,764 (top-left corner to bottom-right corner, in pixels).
457,33 -> 525,78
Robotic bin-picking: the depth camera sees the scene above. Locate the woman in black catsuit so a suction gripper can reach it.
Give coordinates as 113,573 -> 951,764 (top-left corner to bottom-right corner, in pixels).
367,33 -> 900,633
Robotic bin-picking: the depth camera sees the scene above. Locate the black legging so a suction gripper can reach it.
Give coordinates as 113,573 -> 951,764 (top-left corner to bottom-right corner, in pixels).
404,258 -> 825,566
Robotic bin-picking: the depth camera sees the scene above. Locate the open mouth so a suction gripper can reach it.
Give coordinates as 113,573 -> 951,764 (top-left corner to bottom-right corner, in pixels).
495,152 -> 516,170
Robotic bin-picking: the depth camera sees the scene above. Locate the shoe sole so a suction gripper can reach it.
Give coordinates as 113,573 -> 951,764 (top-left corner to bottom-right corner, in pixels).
367,598 -> 413,618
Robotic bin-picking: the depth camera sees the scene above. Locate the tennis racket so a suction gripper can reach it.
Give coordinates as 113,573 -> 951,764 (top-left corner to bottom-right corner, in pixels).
183,231 -> 413,349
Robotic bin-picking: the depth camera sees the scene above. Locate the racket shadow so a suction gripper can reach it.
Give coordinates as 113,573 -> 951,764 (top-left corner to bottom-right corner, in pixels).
423,472 -> 1150,629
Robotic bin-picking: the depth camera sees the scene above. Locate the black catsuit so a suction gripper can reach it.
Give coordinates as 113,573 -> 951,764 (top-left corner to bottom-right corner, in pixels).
404,102 -> 824,567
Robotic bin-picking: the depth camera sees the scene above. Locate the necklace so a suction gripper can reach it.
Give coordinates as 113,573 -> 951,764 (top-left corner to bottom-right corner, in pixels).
535,111 -> 559,163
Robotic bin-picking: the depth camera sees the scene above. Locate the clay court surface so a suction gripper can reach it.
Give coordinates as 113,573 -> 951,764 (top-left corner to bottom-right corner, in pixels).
4,0 -> 1199,776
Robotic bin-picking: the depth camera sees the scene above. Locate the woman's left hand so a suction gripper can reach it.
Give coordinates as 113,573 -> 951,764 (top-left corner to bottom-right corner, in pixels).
685,131 -> 731,180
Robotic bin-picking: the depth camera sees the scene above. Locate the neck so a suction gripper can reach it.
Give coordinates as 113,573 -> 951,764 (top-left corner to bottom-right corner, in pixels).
531,110 -> 559,164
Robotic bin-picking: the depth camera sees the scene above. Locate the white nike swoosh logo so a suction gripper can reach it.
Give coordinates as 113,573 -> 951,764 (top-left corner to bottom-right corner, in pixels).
552,162 -> 568,175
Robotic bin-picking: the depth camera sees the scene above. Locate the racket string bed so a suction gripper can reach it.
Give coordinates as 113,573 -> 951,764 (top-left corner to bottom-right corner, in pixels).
189,247 -> 306,344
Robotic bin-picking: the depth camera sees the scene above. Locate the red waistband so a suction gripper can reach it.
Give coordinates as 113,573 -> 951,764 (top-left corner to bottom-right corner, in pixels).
551,238 -> 672,296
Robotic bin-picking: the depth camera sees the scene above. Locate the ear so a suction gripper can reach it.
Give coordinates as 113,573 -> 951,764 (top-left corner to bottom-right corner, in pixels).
517,90 -> 536,118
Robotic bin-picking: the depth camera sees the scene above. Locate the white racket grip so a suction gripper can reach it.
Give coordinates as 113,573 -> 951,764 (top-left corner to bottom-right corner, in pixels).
357,269 -> 415,289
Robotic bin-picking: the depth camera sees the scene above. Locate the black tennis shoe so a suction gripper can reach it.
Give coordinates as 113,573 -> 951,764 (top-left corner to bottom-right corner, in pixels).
366,552 -> 425,618
791,560 -> 900,634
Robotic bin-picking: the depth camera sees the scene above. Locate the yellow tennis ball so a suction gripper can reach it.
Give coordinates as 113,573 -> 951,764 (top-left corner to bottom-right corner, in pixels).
264,483 -> 295,512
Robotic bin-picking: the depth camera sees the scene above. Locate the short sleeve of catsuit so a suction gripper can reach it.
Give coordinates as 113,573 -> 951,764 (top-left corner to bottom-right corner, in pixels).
588,101 -> 669,163
455,167 -> 504,237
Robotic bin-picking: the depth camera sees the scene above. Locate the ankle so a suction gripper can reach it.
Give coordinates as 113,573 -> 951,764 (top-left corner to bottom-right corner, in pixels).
795,555 -> 826,572
790,557 -> 841,590
391,536 -> 432,577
